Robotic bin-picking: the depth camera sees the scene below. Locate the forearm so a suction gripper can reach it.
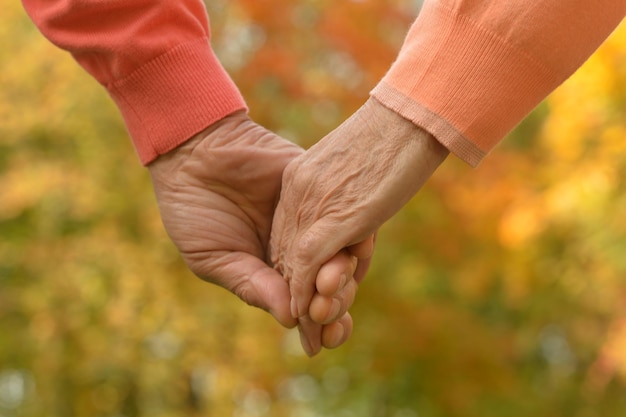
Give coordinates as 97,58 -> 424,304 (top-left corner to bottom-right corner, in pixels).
22,0 -> 247,164
374,0 -> 626,166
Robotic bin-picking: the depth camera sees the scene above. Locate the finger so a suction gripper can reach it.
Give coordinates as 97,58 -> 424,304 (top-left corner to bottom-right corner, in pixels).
297,315 -> 323,357
308,246 -> 360,324
194,252 -> 298,328
315,249 -> 357,297
309,278 -> 358,325
321,312 -> 353,349
353,257 -> 372,284
347,234 -> 375,260
283,231 -> 327,319
289,225 -> 367,319
349,232 -> 377,284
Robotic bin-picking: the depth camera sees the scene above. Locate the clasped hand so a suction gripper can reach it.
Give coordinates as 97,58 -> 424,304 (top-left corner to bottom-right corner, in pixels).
148,99 -> 448,357
148,111 -> 374,356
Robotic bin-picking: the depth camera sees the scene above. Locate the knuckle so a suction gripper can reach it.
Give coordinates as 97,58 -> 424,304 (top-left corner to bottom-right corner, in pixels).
294,233 -> 318,265
231,279 -> 258,308
281,159 -> 300,185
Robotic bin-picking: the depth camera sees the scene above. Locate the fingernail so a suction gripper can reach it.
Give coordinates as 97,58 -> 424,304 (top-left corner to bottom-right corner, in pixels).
330,322 -> 345,348
335,323 -> 346,347
290,297 -> 299,318
327,299 -> 341,323
298,328 -> 314,357
339,273 -> 347,290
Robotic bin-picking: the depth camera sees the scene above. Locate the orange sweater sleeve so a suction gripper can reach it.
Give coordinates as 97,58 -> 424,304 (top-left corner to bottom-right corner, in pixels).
372,0 -> 626,167
21,0 -> 247,165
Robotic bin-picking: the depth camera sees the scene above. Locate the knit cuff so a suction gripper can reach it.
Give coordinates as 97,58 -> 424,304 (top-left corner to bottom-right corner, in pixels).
373,0 -> 561,166
107,37 -> 247,165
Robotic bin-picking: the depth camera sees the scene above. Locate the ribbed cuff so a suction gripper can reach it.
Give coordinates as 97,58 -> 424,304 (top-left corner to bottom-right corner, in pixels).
107,37 -> 247,165
374,0 -> 561,167
372,82 -> 485,167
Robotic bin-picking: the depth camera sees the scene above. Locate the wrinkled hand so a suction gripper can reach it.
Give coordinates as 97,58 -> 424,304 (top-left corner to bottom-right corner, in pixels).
148,111 -> 369,354
271,98 -> 449,324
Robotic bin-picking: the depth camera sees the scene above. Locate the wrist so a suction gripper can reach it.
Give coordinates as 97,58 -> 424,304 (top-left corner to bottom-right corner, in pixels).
147,110 -> 249,178
363,96 -> 449,176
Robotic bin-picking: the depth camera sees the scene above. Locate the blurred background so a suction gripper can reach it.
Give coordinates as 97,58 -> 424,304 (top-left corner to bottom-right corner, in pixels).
1,0 -> 626,416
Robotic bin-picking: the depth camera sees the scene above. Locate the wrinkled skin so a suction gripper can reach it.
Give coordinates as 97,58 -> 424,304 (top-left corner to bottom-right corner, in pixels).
271,98 -> 449,333
148,111 -> 372,354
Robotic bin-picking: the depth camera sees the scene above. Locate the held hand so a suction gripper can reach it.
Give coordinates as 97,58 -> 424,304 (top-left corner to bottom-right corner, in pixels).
148,112 -> 368,354
148,112 -> 301,327
293,240 -> 375,356
271,98 -> 449,323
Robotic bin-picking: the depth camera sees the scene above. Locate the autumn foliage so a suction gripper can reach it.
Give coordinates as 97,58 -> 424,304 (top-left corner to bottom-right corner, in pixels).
1,1 -> 626,416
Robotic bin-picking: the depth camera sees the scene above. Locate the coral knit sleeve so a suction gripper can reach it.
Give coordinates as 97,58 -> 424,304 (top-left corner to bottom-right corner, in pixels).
21,0 -> 247,165
372,0 -> 626,167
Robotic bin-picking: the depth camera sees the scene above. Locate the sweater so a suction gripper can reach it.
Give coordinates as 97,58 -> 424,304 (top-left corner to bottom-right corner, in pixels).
22,0 -> 626,166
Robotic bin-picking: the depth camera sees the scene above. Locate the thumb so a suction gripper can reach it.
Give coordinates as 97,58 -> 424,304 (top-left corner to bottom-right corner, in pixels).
195,252 -> 298,328
289,222 -> 370,319
348,232 -> 377,284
